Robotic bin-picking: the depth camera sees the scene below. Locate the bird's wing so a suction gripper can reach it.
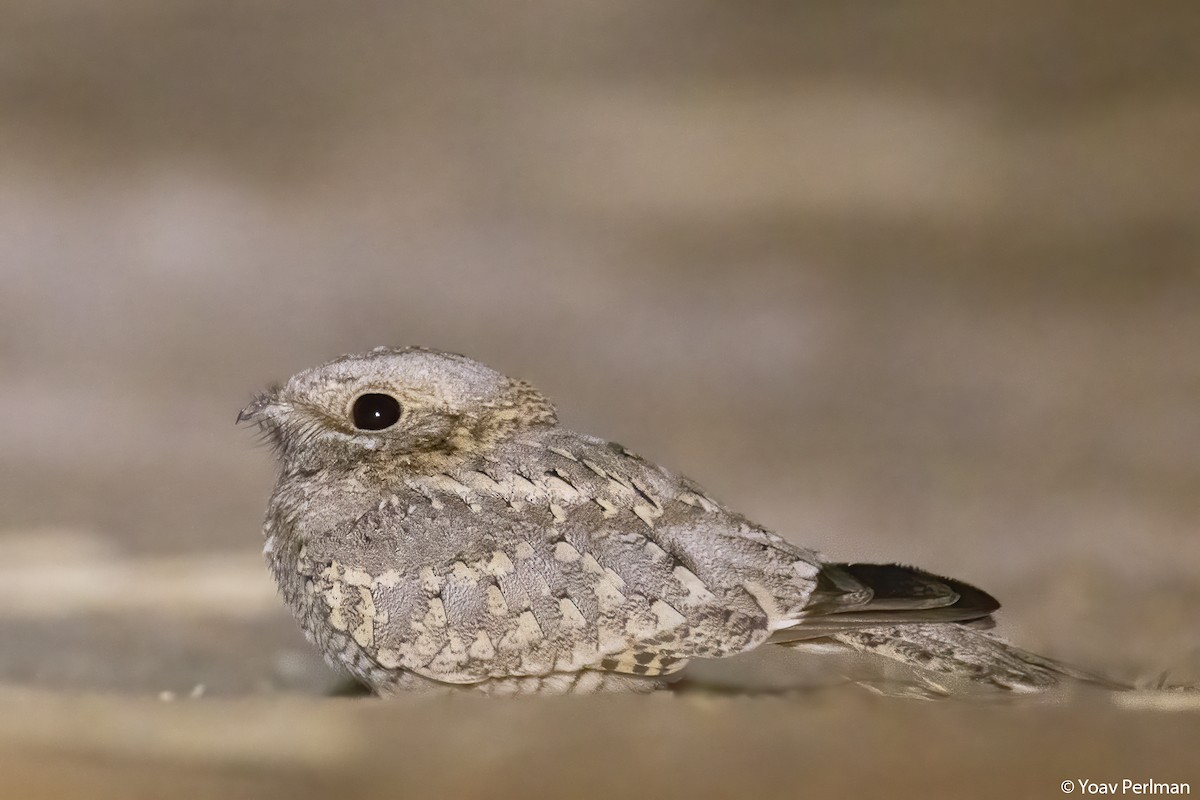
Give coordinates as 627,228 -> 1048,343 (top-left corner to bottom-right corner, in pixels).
302,431 -> 826,684
767,563 -> 1002,643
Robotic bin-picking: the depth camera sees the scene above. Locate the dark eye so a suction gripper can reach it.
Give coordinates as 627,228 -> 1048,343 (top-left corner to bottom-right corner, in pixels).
351,393 -> 402,431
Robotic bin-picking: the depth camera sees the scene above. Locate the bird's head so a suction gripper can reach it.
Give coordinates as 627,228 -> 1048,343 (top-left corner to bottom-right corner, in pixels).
239,347 -> 556,471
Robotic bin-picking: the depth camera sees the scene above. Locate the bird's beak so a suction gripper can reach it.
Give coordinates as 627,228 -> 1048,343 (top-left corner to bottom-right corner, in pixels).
237,392 -> 281,425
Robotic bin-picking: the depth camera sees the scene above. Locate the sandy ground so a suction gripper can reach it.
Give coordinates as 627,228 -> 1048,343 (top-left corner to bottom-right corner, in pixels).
1,1 -> 1198,796
3,688 -> 1199,800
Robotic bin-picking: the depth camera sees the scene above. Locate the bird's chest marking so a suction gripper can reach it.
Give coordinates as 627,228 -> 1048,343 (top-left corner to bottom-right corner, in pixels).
297,444 -> 732,681
315,560 -> 391,651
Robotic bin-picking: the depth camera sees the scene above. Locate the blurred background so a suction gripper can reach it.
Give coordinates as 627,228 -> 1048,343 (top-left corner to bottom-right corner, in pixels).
1,1 -> 1197,796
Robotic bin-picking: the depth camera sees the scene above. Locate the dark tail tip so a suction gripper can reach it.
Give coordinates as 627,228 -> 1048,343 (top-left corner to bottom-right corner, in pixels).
834,562 -> 1001,617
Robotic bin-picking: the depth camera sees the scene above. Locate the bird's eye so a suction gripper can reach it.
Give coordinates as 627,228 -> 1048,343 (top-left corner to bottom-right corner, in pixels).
350,393 -> 402,431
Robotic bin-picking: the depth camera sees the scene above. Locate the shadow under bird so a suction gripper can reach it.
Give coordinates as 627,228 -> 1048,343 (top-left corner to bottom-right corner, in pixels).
239,346 -> 1119,696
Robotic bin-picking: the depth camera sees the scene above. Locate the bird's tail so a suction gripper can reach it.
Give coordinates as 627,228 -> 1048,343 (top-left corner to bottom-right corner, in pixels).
821,623 -> 1121,694
771,563 -> 1126,695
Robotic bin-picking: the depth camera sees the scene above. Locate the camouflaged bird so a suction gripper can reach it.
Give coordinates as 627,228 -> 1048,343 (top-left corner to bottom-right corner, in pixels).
239,347 -> 1113,696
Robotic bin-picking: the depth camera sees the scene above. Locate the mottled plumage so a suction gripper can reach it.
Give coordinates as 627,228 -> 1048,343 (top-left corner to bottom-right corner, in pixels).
240,346 -> 1114,695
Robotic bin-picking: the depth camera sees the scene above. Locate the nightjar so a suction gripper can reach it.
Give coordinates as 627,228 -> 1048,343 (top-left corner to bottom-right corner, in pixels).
239,347 -> 1115,695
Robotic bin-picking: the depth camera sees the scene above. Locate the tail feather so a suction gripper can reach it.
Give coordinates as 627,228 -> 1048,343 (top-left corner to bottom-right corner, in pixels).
834,563 -> 970,611
772,563 -> 1125,692
833,624 -> 1056,691
771,563 -> 999,644
824,624 -> 1127,692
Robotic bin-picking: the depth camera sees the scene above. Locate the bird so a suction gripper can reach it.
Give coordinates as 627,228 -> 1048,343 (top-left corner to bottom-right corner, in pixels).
239,346 -> 1116,696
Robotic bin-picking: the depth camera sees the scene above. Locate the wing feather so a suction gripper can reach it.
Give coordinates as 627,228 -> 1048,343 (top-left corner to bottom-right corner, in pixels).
304,430 -> 826,684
